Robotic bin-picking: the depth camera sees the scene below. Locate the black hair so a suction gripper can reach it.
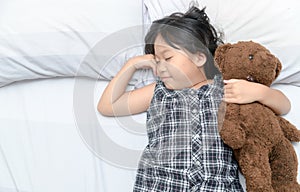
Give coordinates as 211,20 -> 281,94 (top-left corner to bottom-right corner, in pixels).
144,6 -> 223,78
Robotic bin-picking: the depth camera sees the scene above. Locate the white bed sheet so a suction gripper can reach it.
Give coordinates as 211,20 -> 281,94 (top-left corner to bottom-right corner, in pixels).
0,77 -> 299,192
0,78 -> 147,192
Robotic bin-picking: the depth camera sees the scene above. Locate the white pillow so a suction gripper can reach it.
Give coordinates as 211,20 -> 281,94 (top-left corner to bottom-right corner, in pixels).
0,0 -> 146,87
81,27 -> 156,89
143,0 -> 191,23
143,0 -> 300,86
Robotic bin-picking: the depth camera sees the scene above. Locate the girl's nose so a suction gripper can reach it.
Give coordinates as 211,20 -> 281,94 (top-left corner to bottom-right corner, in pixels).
157,62 -> 167,73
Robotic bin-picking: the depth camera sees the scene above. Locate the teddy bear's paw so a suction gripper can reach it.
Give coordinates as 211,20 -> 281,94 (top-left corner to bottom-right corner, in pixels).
285,129 -> 300,142
294,130 -> 300,142
220,126 -> 246,149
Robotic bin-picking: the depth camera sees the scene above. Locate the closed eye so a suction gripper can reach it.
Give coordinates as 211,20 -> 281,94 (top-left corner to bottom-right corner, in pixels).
165,56 -> 173,61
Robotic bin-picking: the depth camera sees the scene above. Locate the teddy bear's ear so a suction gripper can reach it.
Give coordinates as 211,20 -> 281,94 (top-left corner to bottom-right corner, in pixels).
274,57 -> 282,79
214,43 -> 231,70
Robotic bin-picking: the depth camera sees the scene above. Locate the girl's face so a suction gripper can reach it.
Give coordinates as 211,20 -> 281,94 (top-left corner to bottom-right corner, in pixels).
154,35 -> 207,90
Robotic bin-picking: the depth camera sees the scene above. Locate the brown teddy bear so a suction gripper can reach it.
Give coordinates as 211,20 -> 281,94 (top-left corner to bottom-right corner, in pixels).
214,41 -> 300,192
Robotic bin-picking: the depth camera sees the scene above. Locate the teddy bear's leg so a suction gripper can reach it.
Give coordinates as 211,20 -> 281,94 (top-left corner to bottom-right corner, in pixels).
238,144 -> 274,192
270,138 -> 300,192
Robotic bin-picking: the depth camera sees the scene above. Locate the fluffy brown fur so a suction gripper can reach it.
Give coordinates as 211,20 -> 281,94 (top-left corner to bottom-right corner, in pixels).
215,41 -> 300,192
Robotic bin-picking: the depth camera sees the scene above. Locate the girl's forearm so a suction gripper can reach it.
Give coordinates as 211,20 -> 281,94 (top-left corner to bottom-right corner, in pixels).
97,61 -> 137,116
257,84 -> 291,115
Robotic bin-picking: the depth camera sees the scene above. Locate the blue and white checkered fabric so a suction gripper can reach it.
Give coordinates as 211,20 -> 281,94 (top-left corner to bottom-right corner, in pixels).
133,75 -> 243,192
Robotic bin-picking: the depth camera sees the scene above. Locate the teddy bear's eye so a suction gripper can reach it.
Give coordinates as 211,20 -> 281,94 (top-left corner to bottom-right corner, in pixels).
249,54 -> 254,60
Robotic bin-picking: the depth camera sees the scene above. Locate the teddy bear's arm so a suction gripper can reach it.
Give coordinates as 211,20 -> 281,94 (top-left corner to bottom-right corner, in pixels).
277,116 -> 300,142
219,103 -> 246,149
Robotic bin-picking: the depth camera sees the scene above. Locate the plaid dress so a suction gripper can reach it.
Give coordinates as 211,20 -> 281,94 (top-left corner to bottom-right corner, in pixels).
133,75 -> 243,192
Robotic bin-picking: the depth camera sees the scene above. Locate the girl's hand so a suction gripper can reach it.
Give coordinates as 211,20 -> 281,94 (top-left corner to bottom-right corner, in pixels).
98,54 -> 157,116
223,79 -> 261,104
127,54 -> 157,75
223,79 -> 291,115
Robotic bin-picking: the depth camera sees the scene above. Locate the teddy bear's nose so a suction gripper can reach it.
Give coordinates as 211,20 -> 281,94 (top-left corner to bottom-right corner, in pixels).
246,75 -> 256,82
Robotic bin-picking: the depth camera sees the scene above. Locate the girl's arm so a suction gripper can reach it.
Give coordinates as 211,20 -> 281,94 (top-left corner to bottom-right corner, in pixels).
223,79 -> 291,115
98,54 -> 156,116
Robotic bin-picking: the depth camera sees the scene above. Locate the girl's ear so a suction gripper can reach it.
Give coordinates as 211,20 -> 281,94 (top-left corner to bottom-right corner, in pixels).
194,52 -> 207,67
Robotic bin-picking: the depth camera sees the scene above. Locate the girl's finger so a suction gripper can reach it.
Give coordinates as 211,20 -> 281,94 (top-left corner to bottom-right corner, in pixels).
223,79 -> 240,84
